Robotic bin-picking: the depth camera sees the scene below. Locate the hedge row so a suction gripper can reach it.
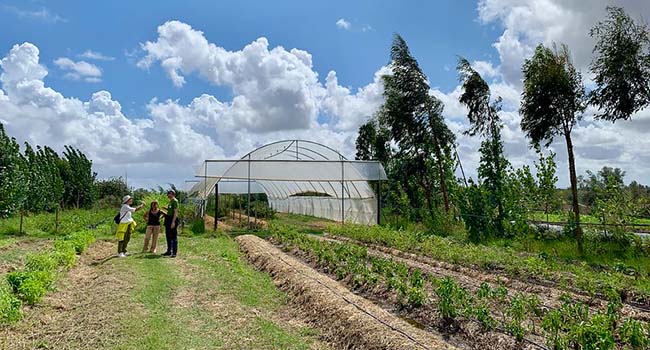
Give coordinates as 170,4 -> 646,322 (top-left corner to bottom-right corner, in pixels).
0,228 -> 98,323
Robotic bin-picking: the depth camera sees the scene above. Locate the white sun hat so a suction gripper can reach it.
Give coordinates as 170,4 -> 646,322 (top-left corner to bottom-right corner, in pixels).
122,195 -> 132,204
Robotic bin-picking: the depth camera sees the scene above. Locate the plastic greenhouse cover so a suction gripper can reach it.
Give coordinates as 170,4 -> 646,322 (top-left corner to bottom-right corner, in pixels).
195,160 -> 387,182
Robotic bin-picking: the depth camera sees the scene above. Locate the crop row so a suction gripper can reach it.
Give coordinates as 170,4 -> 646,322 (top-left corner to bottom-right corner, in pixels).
0,224 -> 104,324
270,224 -> 649,350
326,224 -> 650,304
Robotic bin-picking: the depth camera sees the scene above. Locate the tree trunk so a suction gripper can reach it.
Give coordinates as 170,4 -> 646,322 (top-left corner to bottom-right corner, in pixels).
564,127 -> 583,254
433,137 -> 450,213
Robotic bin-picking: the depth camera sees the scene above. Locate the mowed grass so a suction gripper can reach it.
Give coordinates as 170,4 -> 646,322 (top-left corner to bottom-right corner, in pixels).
104,233 -> 324,350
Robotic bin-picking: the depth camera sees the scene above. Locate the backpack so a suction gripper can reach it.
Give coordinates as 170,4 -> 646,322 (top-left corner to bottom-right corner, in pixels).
113,211 -> 127,225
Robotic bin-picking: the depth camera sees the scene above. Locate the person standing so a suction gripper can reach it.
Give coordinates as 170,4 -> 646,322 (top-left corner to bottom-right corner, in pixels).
116,195 -> 145,258
162,190 -> 179,257
142,201 -> 162,253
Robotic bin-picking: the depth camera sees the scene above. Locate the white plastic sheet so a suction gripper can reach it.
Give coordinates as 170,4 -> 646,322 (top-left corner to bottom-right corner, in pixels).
190,140 -> 386,225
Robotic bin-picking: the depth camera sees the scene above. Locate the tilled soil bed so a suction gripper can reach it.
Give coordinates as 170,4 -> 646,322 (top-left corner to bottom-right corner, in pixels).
319,233 -> 650,322
235,234 -> 458,350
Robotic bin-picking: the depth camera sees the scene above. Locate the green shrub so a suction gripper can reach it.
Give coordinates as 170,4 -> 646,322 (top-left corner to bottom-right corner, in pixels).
25,252 -> 57,272
7,270 -> 54,305
53,239 -> 77,268
0,283 -> 22,323
619,319 -> 649,349
65,230 -> 95,253
191,217 -> 206,234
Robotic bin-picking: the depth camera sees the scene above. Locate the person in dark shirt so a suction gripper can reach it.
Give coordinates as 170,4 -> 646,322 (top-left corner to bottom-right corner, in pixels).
161,190 -> 180,257
142,201 -> 163,253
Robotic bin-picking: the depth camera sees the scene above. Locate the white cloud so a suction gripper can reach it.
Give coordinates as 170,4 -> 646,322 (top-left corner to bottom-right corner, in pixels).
53,57 -> 102,82
437,0 -> 650,186
138,20 -> 384,133
0,33 -> 386,186
336,18 -> 351,30
79,50 -> 115,61
2,6 -> 66,23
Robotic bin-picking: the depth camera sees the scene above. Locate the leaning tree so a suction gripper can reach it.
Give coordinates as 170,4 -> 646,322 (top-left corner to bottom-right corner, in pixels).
457,57 -> 508,234
590,6 -> 650,122
520,44 -> 587,253
379,34 -> 455,217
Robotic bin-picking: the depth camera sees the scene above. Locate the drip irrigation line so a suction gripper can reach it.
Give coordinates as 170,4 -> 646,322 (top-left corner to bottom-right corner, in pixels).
279,239 -> 550,350
267,249 -> 442,350
319,234 -> 650,318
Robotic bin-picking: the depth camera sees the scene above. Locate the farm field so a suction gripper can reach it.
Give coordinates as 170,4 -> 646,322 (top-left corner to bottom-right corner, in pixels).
0,210 -> 329,350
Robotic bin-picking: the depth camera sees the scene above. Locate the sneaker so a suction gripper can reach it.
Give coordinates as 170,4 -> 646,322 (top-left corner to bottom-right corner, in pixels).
124,252 -> 130,256
170,254 -> 177,258
161,252 -> 171,256
118,253 -> 126,258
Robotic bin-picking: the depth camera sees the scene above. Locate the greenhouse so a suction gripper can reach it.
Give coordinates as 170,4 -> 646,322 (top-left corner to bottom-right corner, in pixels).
190,140 -> 387,225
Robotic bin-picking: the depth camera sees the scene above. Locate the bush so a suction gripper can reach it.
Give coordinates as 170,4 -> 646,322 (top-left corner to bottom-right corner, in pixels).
65,230 -> 95,253
25,252 -> 57,272
0,283 -> 22,323
53,239 -> 77,268
7,270 -> 53,305
191,217 -> 206,234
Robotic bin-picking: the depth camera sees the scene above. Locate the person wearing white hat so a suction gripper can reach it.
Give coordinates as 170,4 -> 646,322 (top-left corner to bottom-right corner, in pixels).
115,195 -> 145,257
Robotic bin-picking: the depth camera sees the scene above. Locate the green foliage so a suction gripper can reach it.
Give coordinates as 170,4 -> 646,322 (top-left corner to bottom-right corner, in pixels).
370,34 -> 455,223
535,147 -> 559,217
0,123 -> 28,218
53,239 -> 77,268
435,277 -> 467,327
25,252 -> 58,272
64,230 -> 96,254
520,43 -> 586,252
619,319 -> 649,349
459,180 -> 494,243
7,270 -> 53,305
0,282 -> 22,323
59,146 -> 97,209
191,217 -> 206,234
590,6 -> 650,122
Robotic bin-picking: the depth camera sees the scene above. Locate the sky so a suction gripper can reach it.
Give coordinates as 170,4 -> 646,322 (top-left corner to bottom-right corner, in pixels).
1,0 -> 649,189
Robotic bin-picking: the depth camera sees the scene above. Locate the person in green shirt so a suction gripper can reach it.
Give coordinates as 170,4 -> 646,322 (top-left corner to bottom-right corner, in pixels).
161,190 -> 180,257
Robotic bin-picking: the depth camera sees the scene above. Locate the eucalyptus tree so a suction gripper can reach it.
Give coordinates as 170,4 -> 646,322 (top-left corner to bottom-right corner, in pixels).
457,57 -> 508,234
520,44 -> 587,253
0,123 -> 27,217
378,34 -> 455,218
590,6 -> 650,122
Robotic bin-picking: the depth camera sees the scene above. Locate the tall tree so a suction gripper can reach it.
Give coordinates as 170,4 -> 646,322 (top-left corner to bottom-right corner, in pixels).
0,123 -> 27,217
590,6 -> 650,122
59,146 -> 96,209
520,44 -> 587,253
457,57 -> 508,234
355,116 -> 391,164
379,34 -> 454,218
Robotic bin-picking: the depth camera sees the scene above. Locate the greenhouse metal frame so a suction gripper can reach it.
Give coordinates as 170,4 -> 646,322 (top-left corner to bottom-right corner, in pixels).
190,140 -> 387,228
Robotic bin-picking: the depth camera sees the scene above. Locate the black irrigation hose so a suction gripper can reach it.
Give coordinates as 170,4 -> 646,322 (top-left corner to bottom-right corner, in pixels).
270,250 -> 441,350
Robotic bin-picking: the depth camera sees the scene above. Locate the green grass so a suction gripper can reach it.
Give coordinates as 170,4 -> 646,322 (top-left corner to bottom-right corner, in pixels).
529,211 -> 650,225
0,208 -> 114,237
108,234 -> 321,350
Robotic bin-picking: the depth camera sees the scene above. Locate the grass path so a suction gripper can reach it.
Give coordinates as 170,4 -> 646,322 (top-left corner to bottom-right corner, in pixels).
1,233 -> 328,350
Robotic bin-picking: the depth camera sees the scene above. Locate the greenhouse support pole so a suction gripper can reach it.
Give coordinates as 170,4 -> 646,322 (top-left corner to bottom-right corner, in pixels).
214,182 -> 219,231
377,180 -> 382,225
341,160 -> 345,224
247,154 -> 251,230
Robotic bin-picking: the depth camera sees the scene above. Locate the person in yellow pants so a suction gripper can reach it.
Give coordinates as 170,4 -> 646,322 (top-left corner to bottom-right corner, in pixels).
116,195 -> 145,257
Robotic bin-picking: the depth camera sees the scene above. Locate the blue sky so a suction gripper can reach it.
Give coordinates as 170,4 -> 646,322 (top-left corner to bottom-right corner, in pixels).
0,0 -> 498,116
1,0 -> 649,188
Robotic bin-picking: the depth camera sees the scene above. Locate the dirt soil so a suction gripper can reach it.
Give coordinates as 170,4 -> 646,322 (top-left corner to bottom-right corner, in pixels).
0,240 -> 134,350
317,234 -> 650,323
236,234 -> 458,350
